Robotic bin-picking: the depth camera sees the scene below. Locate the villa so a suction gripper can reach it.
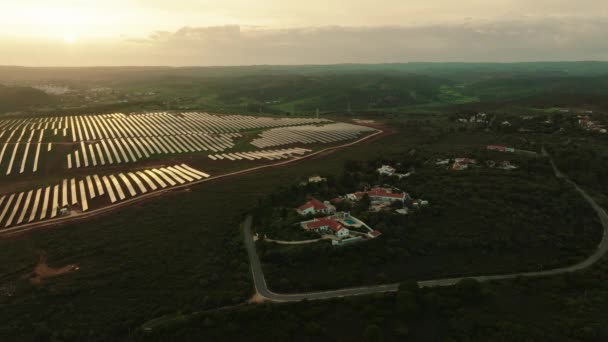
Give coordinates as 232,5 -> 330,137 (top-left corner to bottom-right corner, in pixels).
300,216 -> 350,239
487,145 -> 515,153
296,199 -> 336,216
452,158 -> 477,171
347,187 -> 408,203
377,165 -> 410,179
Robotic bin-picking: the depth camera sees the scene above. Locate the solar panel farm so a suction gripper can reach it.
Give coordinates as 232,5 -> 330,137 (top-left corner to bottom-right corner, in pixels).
0,112 -> 378,235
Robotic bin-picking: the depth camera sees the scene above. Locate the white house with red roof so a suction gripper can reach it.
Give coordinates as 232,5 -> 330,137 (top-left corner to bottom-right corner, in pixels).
300,216 -> 350,239
346,187 -> 408,203
487,145 -> 515,153
296,199 -> 336,216
452,158 -> 477,171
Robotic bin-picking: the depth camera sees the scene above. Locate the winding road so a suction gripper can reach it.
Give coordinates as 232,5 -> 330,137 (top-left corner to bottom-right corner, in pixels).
244,149 -> 608,301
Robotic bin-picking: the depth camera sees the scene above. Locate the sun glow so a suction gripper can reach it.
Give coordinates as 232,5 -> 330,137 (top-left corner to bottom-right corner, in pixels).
0,4 -> 133,41
63,34 -> 77,44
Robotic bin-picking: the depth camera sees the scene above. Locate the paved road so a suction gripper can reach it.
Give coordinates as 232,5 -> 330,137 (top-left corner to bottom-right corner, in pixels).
243,150 -> 608,301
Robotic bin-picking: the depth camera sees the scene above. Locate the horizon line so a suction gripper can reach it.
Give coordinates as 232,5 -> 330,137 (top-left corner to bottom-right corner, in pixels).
1,60 -> 607,69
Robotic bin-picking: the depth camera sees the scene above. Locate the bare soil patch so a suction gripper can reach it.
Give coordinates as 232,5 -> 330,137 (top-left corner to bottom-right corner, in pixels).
27,254 -> 79,285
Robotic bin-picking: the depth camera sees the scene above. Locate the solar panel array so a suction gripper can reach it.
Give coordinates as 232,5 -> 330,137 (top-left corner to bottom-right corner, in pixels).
0,122 -> 52,175
250,122 -> 376,148
63,112 -> 328,141
0,113 -> 330,174
207,148 -> 312,161
0,113 -> 377,232
66,133 -> 241,168
0,164 -> 209,231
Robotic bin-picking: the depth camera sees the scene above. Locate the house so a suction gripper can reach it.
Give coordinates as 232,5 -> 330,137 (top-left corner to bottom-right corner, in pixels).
301,216 -> 350,239
348,187 -> 408,203
497,161 -> 518,170
452,158 -> 477,171
330,197 -> 345,204
377,165 -> 396,176
487,145 -> 508,152
308,175 -> 326,183
296,199 -> 336,216
487,145 -> 515,153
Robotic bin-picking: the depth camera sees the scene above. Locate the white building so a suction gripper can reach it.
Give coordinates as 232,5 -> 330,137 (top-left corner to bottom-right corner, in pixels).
377,165 -> 396,176
296,199 -> 336,216
301,216 -> 350,239
308,175 -> 327,183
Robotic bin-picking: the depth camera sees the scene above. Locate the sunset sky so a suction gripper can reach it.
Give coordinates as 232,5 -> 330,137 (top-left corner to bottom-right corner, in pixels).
1,0 -> 607,66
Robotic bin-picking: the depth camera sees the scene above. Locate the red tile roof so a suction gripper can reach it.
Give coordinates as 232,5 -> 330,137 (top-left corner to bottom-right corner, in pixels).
353,187 -> 405,200
367,187 -> 404,199
303,217 -> 344,232
455,158 -> 476,164
298,199 -> 329,212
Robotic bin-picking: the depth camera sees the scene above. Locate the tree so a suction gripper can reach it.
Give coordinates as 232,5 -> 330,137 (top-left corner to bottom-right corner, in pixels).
363,324 -> 384,342
455,278 -> 483,301
396,281 -> 420,317
358,194 -> 371,212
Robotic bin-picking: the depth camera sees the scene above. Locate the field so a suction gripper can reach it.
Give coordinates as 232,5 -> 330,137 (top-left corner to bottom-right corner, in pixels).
0,112 -> 376,235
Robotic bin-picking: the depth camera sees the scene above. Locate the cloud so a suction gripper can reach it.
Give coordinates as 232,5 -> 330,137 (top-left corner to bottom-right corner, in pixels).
121,16 -> 608,65
149,25 -> 241,42
1,16 -> 608,66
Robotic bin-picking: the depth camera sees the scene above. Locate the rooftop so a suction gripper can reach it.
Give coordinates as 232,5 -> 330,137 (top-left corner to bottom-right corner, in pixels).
298,199 -> 330,211
303,217 -> 344,232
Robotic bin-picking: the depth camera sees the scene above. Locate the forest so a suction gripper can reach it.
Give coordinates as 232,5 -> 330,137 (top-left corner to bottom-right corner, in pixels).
0,85 -> 56,112
140,264 -> 608,342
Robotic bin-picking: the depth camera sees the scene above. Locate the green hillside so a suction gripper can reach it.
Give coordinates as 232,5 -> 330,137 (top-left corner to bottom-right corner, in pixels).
0,85 -> 56,112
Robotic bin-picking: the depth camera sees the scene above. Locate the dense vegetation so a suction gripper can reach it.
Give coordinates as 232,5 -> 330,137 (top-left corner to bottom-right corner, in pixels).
141,261 -> 608,341
549,138 -> 608,194
0,85 -> 56,112
255,149 -> 602,292
0,187 -> 252,341
3,62 -> 608,115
